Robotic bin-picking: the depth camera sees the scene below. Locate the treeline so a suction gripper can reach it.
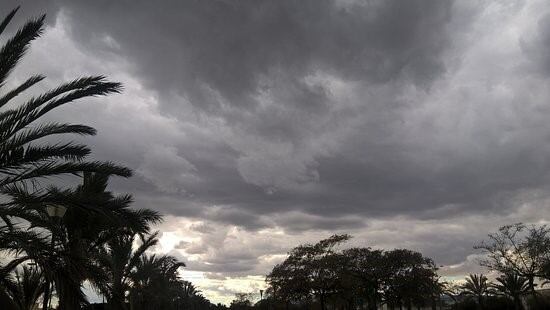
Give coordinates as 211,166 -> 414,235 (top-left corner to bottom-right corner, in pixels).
250,225 -> 550,310
264,234 -> 439,310
0,7 -> 218,310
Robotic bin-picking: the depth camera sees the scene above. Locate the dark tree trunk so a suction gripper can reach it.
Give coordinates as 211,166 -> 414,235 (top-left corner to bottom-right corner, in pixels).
528,277 -> 539,307
477,295 -> 484,310
513,296 -> 523,310
42,280 -> 50,310
42,235 -> 55,310
368,300 -> 377,310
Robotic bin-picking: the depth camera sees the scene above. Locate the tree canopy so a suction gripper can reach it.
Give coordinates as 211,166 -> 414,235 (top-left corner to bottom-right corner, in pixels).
267,235 -> 441,310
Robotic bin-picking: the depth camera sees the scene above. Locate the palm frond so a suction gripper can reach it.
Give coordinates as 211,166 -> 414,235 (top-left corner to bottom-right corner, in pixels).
0,14 -> 44,88
0,75 -> 44,109
1,123 -> 96,153
0,143 -> 91,173
0,77 -> 121,141
0,7 -> 19,36
126,232 -> 160,276
0,161 -> 132,187
118,208 -> 162,235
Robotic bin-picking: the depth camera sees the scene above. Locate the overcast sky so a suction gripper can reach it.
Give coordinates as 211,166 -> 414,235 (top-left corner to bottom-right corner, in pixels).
4,0 -> 550,304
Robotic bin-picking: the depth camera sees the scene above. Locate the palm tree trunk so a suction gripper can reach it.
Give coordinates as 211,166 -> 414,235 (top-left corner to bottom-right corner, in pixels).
42,281 -> 50,310
42,235 -> 55,310
368,299 -> 377,310
477,295 -> 484,310
513,296 -> 522,310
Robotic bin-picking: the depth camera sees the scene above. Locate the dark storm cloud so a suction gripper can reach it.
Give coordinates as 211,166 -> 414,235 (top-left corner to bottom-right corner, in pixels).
12,1 -> 550,302
55,0 -> 453,111
45,0 -> 457,222
4,0 -> 550,240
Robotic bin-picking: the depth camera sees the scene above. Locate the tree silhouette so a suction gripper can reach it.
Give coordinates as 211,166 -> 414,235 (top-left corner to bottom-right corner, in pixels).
343,247 -> 385,310
128,254 -> 186,310
230,293 -> 253,310
94,232 -> 160,310
0,7 -> 130,190
461,274 -> 491,310
267,235 -> 442,310
382,249 -> 440,310
10,172 -> 162,309
267,234 -> 351,310
0,266 -> 45,310
442,281 -> 464,309
491,272 -> 529,310
475,223 -> 550,302
0,5 -> 132,292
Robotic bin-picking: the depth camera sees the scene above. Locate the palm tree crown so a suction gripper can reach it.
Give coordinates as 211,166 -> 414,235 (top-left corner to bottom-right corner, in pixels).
0,6 -> 131,195
462,274 -> 491,309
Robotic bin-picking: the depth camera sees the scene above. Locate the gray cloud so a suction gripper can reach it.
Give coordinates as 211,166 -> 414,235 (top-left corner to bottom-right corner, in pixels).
4,0 -> 468,225
5,0 -> 550,302
57,0 -> 453,107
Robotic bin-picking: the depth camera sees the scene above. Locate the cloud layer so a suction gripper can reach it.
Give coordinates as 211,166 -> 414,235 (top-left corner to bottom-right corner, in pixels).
4,0 -> 550,303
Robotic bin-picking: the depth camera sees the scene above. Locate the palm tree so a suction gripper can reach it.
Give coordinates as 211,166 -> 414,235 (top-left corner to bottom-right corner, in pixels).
55,173 -> 160,310
5,172 -> 162,309
461,274 -> 491,310
0,229 -> 50,309
442,282 -> 464,309
0,3 -> 131,251
0,7 -> 130,191
0,266 -> 46,310
0,7 -> 192,310
0,6 -> 145,309
181,280 -> 200,299
492,272 -> 529,310
94,232 -> 161,310
128,254 -> 186,310
178,281 -> 207,310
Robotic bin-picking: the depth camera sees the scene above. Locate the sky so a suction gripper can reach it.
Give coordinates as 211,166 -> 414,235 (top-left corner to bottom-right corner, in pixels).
3,0 -> 550,304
